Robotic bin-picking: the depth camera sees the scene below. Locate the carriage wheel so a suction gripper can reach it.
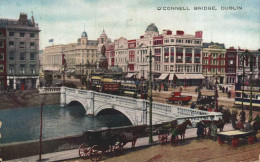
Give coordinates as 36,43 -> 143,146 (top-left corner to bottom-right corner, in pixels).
113,142 -> 124,156
171,135 -> 179,146
248,136 -> 254,144
158,134 -> 168,144
79,143 -> 91,160
231,138 -> 239,147
218,137 -> 224,145
90,145 -> 103,161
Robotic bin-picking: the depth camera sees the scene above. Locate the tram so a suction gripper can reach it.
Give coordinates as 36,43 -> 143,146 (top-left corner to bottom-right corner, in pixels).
90,76 -> 148,99
235,84 -> 260,109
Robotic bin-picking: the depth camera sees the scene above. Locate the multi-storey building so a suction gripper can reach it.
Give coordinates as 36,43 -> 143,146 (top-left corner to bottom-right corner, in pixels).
202,42 -> 226,84
0,13 -> 40,90
236,49 -> 260,84
42,31 -> 98,77
103,23 -> 204,86
225,47 -> 237,84
0,27 -> 7,90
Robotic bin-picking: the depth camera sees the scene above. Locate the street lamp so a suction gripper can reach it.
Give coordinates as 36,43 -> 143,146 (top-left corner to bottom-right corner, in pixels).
39,93 -> 47,161
213,71 -> 220,111
240,49 -> 252,113
146,48 -> 155,144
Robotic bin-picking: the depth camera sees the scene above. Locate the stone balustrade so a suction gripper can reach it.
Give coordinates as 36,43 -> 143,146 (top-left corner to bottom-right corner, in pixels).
39,87 -> 61,94
60,87 -> 223,126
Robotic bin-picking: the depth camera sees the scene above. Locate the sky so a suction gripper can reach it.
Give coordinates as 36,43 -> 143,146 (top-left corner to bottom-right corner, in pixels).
0,0 -> 259,50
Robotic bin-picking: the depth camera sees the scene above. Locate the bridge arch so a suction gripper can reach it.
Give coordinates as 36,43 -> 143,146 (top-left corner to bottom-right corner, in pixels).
67,100 -> 87,113
95,106 -> 135,125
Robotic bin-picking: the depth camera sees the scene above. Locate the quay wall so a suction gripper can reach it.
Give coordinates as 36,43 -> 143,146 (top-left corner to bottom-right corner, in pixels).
0,125 -> 148,161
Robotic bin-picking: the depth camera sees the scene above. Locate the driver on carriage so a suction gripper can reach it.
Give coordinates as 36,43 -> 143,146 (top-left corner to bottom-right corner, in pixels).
196,121 -> 205,139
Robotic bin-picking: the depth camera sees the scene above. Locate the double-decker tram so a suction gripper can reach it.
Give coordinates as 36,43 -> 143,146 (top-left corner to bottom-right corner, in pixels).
90,75 -> 148,99
235,84 -> 260,109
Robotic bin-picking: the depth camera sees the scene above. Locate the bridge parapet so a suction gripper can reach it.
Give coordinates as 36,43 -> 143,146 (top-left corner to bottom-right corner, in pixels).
39,87 -> 61,94
60,87 -> 223,126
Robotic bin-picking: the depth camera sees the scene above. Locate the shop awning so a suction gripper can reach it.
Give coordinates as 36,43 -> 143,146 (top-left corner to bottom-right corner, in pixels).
158,73 -> 169,80
126,73 -> 134,78
175,74 -> 205,79
169,73 -> 174,80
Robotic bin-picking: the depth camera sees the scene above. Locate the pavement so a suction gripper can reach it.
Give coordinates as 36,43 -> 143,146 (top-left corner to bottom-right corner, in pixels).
6,124 -> 234,162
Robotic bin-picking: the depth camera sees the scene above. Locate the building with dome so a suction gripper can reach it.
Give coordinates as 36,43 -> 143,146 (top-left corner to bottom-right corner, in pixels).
103,23 -> 204,86
42,30 -> 98,78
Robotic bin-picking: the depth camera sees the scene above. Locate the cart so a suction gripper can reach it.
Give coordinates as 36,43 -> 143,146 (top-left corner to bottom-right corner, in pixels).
217,130 -> 256,147
79,128 -> 124,161
166,92 -> 192,105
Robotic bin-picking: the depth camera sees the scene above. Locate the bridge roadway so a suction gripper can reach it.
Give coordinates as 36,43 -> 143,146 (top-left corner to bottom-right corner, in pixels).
40,87 -> 222,126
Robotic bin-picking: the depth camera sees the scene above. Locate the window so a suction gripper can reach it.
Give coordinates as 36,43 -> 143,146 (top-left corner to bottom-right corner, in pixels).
0,53 -> 4,60
176,48 -> 183,53
195,49 -> 201,54
20,32 -> 25,37
185,48 -> 192,53
0,65 -> 4,73
0,41 -> 4,48
9,32 -> 14,36
0,31 -> 3,36
30,42 -> 35,48
170,65 -> 174,72
195,57 -> 200,63
186,40 -> 191,43
9,51 -> 14,60
171,39 -> 174,42
20,42 -> 25,49
9,64 -> 15,74
30,53 -> 35,60
195,41 -> 201,44
177,39 -> 183,43
20,64 -> 25,74
186,57 -> 191,62
30,65 -> 35,74
164,65 -> 168,71
20,53 -> 25,60
9,41 -> 14,47
30,33 -> 35,38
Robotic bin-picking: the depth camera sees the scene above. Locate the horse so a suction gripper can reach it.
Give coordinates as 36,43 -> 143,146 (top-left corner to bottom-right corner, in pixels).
117,126 -> 146,149
174,120 -> 192,142
253,121 -> 260,141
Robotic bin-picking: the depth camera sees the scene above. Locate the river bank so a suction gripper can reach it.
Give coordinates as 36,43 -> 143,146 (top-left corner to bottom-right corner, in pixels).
0,90 -> 60,109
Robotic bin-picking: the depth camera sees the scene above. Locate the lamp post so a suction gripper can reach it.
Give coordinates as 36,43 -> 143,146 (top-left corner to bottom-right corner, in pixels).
39,94 -> 47,161
213,71 -> 220,111
240,49 -> 252,113
146,48 -> 155,144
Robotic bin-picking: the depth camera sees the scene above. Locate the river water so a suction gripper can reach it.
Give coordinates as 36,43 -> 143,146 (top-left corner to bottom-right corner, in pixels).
0,105 -> 132,144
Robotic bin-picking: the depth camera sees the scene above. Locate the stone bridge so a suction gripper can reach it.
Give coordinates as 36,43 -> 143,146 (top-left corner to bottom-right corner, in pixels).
54,87 -> 222,126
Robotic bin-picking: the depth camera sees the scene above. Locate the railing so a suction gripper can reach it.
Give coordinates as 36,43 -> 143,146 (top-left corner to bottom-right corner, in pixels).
39,87 -> 61,94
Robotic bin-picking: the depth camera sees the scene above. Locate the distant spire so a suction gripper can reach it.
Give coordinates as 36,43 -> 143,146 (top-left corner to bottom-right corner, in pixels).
84,24 -> 85,31
102,27 -> 105,33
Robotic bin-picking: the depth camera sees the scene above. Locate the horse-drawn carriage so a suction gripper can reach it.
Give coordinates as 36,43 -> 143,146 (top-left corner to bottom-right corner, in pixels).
156,120 -> 192,146
78,128 -> 124,161
79,126 -> 145,161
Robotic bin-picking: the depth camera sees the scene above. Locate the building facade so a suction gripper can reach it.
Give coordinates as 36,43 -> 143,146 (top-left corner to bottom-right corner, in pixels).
0,27 -> 7,90
225,47 -> 237,84
103,23 -> 204,86
42,31 -> 98,78
202,42 -> 226,84
0,13 -> 40,90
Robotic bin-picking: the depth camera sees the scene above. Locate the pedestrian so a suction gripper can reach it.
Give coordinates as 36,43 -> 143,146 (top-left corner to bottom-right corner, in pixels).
231,111 -> 238,129
226,87 -> 228,93
222,87 -> 225,93
227,91 -> 231,98
196,121 -> 205,139
158,84 -> 161,92
210,122 -> 217,141
236,120 -> 244,130
239,109 -> 246,124
244,120 -> 252,131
